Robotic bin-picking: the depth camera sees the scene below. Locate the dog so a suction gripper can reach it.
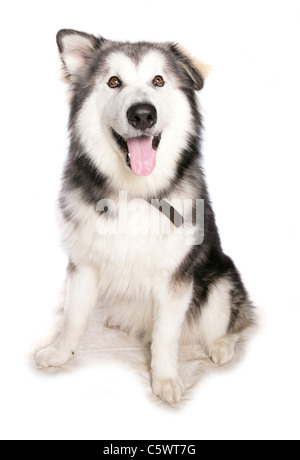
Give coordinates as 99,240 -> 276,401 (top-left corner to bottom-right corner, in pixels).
35,29 -> 254,404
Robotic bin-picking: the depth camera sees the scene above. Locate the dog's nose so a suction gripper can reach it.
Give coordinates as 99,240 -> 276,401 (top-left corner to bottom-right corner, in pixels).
127,103 -> 157,130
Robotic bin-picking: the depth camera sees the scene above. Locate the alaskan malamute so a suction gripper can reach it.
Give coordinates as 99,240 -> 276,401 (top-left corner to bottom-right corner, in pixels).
36,29 -> 254,404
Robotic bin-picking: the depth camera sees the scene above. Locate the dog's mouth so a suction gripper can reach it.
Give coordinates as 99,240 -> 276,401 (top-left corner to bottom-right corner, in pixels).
112,129 -> 161,177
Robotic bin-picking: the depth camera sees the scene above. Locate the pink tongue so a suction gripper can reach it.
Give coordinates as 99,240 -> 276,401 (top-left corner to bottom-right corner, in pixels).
127,137 -> 156,176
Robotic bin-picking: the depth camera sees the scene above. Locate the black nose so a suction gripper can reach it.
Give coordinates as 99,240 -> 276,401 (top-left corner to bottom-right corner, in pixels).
127,103 -> 157,130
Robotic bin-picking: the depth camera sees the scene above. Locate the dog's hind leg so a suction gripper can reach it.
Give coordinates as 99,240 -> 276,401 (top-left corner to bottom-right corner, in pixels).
151,282 -> 193,405
198,275 -> 253,366
209,333 -> 239,366
35,264 -> 99,368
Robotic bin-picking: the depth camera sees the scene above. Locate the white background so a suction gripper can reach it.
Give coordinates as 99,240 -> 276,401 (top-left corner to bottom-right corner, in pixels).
1,0 -> 300,441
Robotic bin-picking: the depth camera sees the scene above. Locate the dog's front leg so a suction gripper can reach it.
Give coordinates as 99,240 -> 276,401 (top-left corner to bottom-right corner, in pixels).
35,264 -> 99,368
151,282 -> 193,404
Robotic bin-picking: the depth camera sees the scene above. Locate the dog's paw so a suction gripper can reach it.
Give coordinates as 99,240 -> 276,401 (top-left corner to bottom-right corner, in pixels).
103,315 -> 116,329
209,337 -> 235,366
152,377 -> 184,405
35,344 -> 74,369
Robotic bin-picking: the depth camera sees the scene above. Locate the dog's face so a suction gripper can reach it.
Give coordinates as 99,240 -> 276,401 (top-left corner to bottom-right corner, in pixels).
99,49 -> 174,176
57,30 -> 205,183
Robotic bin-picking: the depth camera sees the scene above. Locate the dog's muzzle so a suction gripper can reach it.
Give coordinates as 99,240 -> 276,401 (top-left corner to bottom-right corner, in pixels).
112,102 -> 161,177
127,103 -> 157,131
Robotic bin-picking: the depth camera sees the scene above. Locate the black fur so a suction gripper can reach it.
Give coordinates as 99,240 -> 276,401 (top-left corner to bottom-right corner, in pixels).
61,139 -> 109,203
168,43 -> 204,90
58,31 -> 254,334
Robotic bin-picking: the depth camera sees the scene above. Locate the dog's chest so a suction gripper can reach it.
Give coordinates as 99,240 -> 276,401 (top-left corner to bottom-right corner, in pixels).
63,193 -> 191,298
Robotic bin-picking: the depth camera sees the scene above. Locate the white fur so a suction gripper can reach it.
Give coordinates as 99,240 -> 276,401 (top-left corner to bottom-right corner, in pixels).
36,43 -> 237,404
209,334 -> 239,366
36,264 -> 99,368
60,34 -> 96,78
76,50 -> 194,197
200,279 -> 232,349
181,279 -> 233,351
151,282 -> 193,404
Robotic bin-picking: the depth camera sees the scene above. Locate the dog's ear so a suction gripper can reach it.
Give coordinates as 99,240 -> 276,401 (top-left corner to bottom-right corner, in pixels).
56,29 -> 105,82
168,43 -> 211,91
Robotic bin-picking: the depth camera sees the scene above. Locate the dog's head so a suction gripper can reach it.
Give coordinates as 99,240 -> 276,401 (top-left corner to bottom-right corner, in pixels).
57,29 -> 207,184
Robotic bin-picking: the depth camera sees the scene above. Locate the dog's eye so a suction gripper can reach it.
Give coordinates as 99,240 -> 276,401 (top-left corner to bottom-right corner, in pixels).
153,75 -> 165,87
107,76 -> 122,88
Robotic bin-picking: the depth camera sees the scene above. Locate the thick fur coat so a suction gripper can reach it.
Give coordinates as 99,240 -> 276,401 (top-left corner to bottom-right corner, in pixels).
35,29 -> 254,404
